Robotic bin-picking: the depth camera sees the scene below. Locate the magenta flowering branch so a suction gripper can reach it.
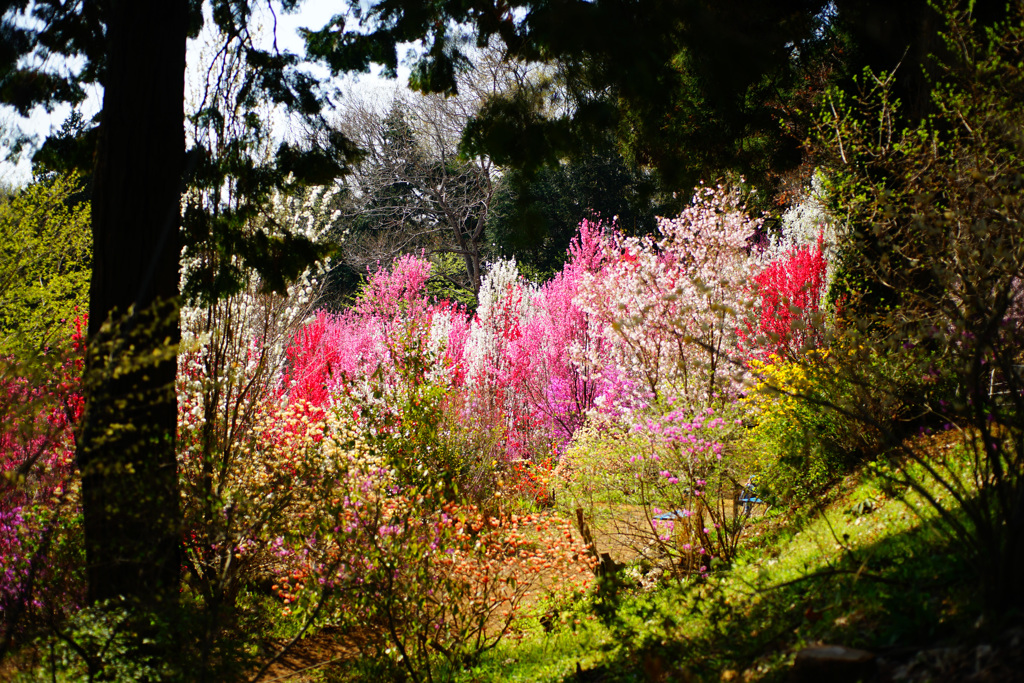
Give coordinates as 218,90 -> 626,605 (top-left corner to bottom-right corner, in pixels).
0,317 -> 86,656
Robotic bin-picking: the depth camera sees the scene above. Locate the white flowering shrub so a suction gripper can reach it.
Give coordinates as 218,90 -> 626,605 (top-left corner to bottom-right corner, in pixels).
176,184 -> 337,656
462,258 -> 546,459
761,171 -> 843,292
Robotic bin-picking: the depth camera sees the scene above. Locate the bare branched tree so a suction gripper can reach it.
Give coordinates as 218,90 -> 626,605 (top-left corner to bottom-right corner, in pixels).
327,46 -> 546,298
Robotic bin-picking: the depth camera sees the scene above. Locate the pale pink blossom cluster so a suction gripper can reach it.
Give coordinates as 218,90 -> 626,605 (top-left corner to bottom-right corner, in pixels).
574,184 -> 762,410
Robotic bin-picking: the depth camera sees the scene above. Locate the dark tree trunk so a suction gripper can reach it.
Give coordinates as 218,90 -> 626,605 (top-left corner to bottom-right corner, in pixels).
78,0 -> 186,610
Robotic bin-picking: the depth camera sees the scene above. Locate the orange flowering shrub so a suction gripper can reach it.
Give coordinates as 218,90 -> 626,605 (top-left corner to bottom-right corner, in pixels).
269,409 -> 594,681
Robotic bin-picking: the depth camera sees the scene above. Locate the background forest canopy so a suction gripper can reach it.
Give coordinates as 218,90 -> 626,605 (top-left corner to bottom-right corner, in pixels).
2,0 -> 1024,681
8,0 -> 1007,303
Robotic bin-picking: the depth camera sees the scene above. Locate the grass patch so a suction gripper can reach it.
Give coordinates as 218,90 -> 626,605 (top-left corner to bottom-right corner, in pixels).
457,436 -> 985,682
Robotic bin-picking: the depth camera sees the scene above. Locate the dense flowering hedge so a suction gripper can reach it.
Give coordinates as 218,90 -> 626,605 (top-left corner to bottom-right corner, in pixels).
285,185 -> 830,462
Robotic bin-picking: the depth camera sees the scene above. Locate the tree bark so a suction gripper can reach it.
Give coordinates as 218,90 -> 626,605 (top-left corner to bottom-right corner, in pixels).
78,0 -> 186,609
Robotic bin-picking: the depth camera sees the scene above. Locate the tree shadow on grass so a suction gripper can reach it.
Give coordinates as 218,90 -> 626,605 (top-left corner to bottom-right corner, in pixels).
566,503 -> 984,682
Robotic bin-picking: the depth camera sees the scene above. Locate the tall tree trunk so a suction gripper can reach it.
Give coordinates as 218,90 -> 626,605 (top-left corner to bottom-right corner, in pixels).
78,0 -> 186,610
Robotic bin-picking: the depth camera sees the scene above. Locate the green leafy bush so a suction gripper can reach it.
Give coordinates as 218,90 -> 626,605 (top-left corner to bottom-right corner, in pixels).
0,174 -> 90,354
743,351 -> 878,505
558,403 -> 749,583
810,0 -> 1024,615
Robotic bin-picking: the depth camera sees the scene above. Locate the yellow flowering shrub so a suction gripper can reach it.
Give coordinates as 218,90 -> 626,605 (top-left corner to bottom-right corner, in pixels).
743,352 -> 865,503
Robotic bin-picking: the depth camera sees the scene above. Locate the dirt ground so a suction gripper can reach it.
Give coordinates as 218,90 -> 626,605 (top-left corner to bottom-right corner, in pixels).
255,629 -> 370,682
584,498 -> 754,565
